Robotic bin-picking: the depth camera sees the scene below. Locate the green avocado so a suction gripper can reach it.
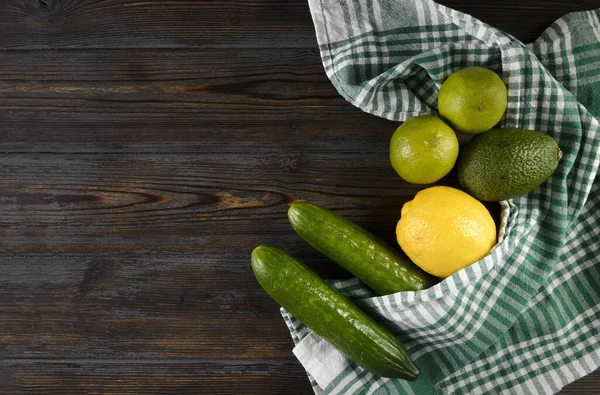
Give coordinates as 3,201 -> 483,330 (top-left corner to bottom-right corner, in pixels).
457,128 -> 562,202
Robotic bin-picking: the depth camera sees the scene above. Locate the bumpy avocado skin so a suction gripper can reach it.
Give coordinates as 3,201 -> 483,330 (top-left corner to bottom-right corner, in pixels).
457,128 -> 561,202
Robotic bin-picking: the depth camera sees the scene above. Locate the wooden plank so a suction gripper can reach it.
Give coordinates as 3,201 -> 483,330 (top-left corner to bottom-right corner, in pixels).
1,359 -> 314,394
0,252 -> 312,359
0,152 -> 491,251
562,372 -> 600,394
0,48 -> 401,154
0,0 -> 317,50
0,0 -> 598,50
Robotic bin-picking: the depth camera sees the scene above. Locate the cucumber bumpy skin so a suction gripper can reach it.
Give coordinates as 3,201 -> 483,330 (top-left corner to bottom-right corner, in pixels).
251,245 -> 420,380
288,202 -> 437,295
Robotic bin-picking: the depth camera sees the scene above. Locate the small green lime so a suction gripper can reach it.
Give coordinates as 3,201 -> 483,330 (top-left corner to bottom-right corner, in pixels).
438,67 -> 508,134
390,115 -> 459,184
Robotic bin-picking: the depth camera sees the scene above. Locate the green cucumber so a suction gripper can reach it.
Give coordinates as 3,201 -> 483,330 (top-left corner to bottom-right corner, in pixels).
288,202 -> 436,295
251,246 -> 419,380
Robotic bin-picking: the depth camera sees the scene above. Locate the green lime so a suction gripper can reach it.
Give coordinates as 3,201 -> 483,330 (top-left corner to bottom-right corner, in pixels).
390,115 -> 459,184
438,66 -> 508,134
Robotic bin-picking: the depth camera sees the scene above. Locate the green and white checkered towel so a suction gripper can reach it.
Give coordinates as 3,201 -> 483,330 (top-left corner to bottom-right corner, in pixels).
281,1 -> 600,393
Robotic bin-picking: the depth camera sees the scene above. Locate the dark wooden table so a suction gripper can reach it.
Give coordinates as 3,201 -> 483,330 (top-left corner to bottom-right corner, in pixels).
1,0 -> 598,393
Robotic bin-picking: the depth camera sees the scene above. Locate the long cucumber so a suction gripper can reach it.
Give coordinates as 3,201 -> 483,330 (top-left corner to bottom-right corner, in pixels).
288,202 -> 436,295
251,246 -> 419,380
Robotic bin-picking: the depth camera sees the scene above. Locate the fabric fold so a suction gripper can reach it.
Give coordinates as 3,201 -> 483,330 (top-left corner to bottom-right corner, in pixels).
284,1 -> 600,394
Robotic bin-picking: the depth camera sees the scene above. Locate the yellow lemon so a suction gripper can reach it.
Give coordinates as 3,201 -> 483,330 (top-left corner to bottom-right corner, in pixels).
396,186 -> 497,278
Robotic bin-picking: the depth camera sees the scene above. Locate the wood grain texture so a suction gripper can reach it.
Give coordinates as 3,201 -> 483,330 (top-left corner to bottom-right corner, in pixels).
0,0 -> 598,393
0,252 -> 295,359
0,0 -> 317,49
1,359 -> 310,394
0,48 -> 388,154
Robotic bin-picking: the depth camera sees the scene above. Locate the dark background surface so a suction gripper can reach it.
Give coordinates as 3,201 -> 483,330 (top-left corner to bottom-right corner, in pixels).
0,0 -> 598,393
